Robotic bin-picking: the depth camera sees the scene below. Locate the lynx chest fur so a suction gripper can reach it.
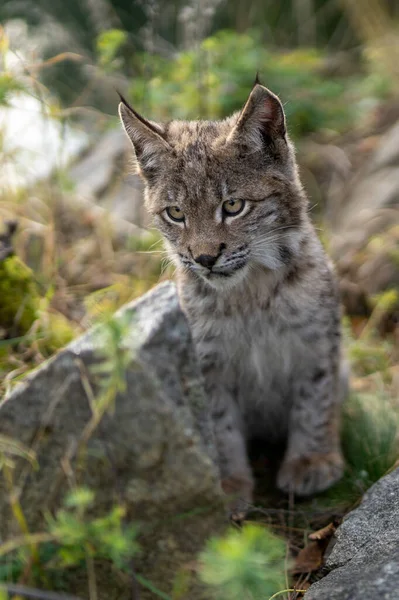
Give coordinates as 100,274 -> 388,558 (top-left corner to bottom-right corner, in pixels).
179,245 -> 339,442
119,81 -> 345,517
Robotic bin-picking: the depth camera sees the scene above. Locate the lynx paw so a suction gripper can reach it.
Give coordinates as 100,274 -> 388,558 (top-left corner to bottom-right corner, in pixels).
277,452 -> 344,496
221,474 -> 254,522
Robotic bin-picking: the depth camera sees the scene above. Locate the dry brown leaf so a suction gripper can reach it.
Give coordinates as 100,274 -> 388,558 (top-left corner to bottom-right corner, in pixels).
291,522 -> 336,575
291,540 -> 325,575
308,521 -> 336,541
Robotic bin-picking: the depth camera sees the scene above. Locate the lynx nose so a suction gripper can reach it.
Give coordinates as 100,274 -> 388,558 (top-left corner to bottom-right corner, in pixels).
194,254 -> 218,269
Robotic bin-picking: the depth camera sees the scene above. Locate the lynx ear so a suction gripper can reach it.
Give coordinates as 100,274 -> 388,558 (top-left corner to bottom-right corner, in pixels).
118,95 -> 171,180
227,84 -> 286,151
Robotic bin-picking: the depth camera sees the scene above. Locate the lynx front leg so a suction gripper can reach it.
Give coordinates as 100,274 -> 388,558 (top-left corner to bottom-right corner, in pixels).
211,390 -> 254,520
277,364 -> 344,496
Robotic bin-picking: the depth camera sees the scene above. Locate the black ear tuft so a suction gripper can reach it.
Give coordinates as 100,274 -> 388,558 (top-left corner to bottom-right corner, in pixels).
227,84 -> 287,151
116,90 -> 134,112
253,72 -> 262,87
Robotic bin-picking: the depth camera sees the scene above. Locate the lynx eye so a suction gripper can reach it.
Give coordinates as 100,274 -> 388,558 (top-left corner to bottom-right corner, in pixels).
222,199 -> 245,217
165,206 -> 185,222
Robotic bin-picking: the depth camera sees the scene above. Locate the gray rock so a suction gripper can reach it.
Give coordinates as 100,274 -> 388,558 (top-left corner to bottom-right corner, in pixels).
68,128 -> 149,227
100,172 -> 147,223
69,129 -> 127,200
327,120 -> 399,311
0,282 -> 224,599
305,468 -> 399,600
370,121 -> 399,172
330,120 -> 399,232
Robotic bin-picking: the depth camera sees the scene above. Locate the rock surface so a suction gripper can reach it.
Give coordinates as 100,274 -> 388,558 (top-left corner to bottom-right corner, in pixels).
69,128 -> 149,227
0,282 -> 224,599
328,120 -> 399,313
305,467 -> 399,600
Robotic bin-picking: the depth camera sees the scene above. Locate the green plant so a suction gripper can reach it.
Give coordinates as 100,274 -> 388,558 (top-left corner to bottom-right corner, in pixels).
46,487 -> 139,569
90,311 -> 137,402
199,524 -> 286,600
126,30 -> 392,137
314,388 -> 399,511
342,392 -> 399,489
96,29 -> 128,72
0,487 -> 140,598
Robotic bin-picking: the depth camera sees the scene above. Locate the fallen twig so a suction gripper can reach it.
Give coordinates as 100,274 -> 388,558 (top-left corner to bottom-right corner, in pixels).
0,584 -> 83,600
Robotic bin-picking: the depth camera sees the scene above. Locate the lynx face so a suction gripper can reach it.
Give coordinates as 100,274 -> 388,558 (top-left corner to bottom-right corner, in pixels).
119,84 -> 307,289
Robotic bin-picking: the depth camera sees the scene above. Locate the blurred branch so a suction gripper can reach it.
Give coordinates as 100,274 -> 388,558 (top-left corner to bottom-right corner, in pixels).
30,53 -> 85,72
0,584 -> 83,600
0,533 -> 55,559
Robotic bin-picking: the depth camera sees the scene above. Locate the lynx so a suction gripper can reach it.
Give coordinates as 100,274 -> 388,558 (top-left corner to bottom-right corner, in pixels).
119,82 -> 345,518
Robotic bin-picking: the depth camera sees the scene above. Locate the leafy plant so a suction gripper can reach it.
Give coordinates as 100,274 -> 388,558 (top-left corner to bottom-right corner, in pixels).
0,487 -> 140,599
199,524 -> 286,600
126,30 -> 392,137
46,487 -> 139,570
96,29 -> 128,71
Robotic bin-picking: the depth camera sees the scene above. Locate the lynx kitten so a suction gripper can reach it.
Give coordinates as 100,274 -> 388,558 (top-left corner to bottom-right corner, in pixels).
119,82 -> 345,517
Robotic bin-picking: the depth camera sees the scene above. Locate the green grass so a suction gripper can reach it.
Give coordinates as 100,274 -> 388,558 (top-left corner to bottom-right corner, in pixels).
313,390 -> 399,510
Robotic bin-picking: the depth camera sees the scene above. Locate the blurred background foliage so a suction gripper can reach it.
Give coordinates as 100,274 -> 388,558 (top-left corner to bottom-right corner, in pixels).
1,0 -> 398,118
0,1 -> 398,598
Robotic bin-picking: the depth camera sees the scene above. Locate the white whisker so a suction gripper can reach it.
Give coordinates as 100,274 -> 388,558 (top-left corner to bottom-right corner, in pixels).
136,249 -> 169,255
147,238 -> 164,251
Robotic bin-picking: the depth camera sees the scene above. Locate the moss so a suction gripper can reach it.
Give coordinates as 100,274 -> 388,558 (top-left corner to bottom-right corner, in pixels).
0,255 -> 39,335
39,312 -> 77,355
0,256 -> 78,385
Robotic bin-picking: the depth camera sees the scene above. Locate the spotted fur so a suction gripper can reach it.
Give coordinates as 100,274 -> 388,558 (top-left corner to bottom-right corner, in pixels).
119,84 -> 346,517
